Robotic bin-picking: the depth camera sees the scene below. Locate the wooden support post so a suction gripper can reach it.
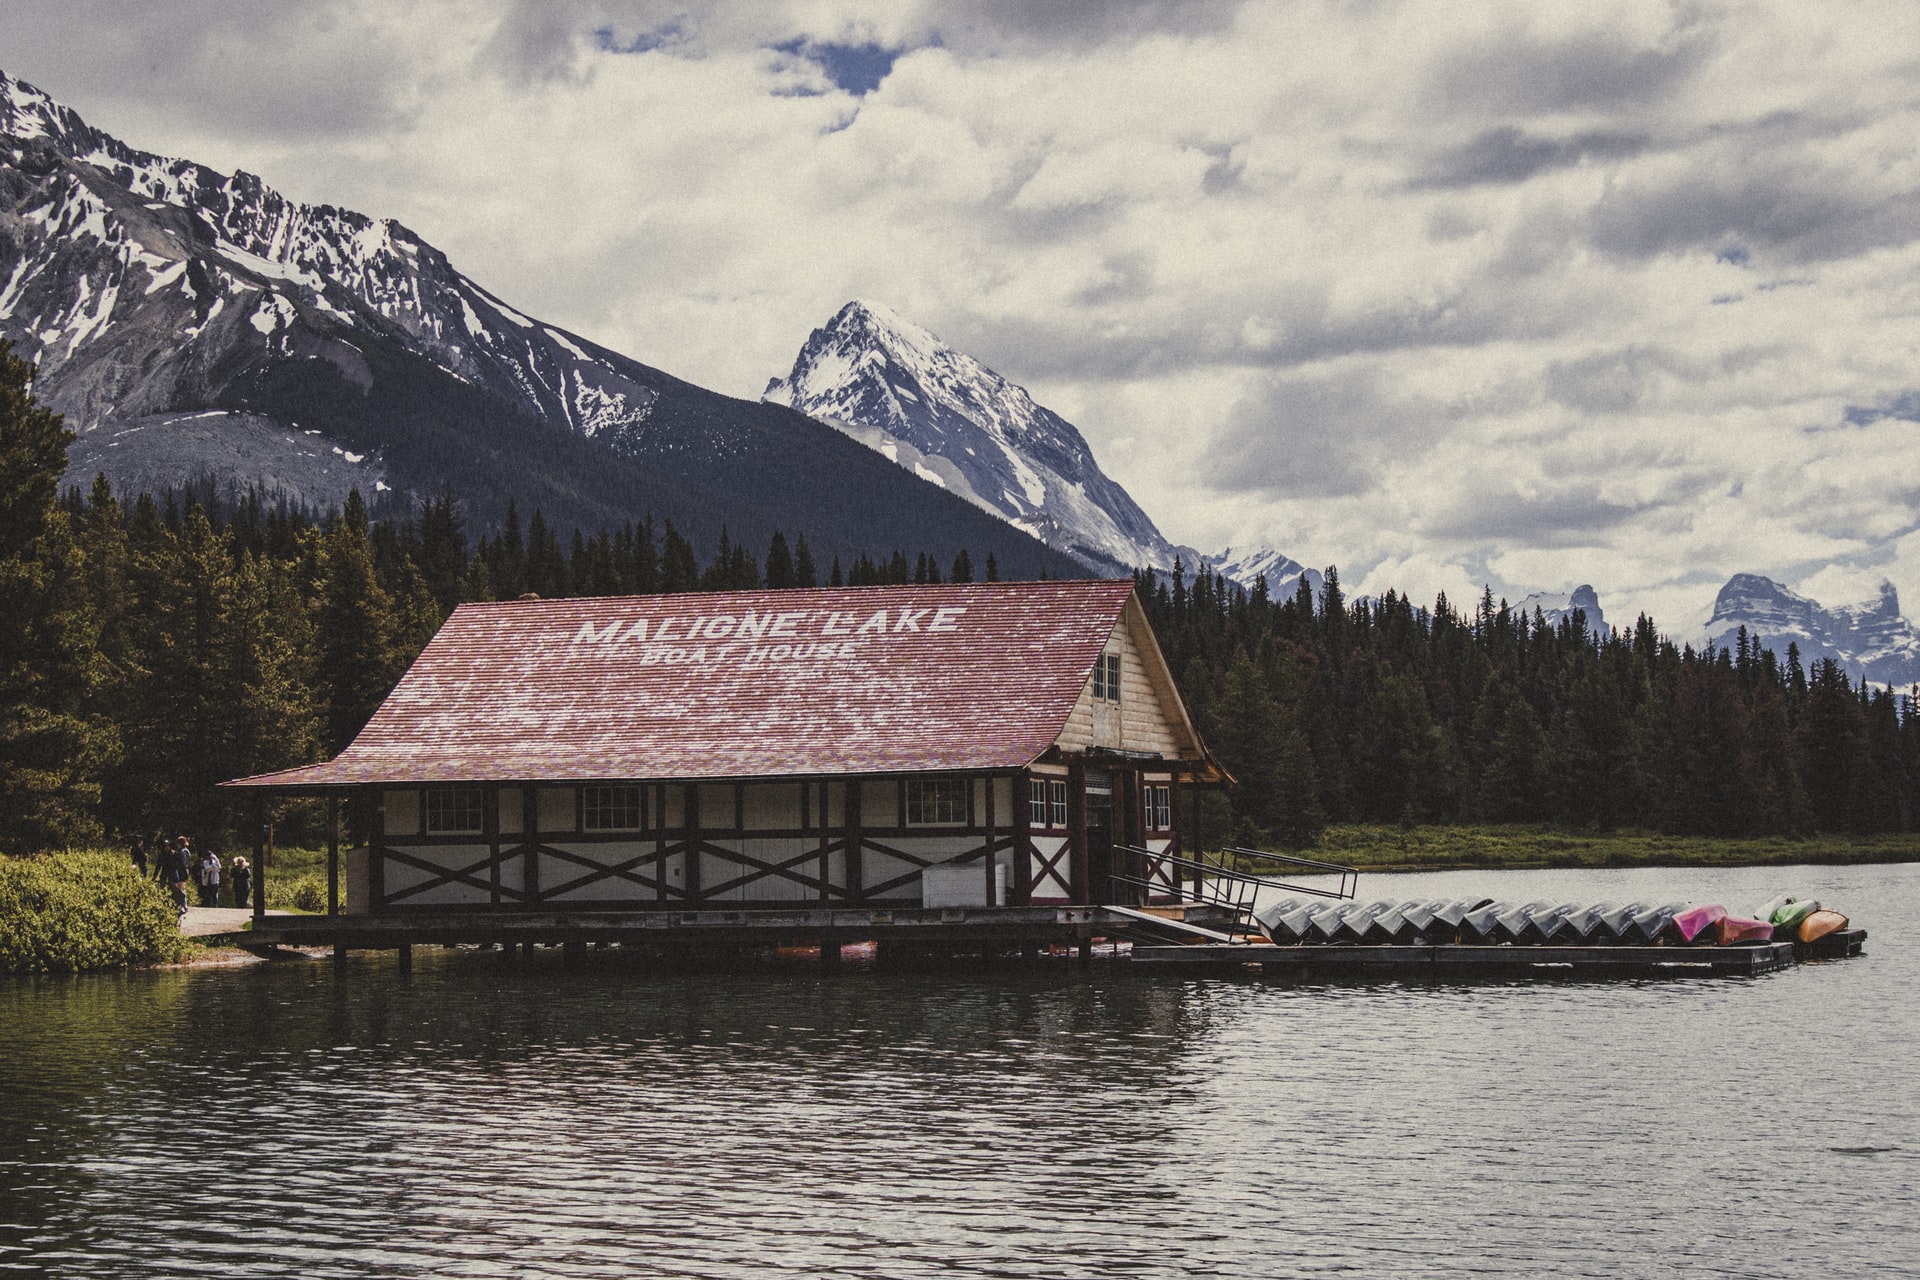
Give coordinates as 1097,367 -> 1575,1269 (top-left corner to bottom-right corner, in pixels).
251,795 -> 266,921
1190,782 -> 1204,898
396,941 -> 412,977
655,782 -> 668,904
522,785 -> 539,907
846,783 -> 863,903
326,796 -> 340,916
820,937 -> 840,968
684,784 -> 701,903
332,942 -> 347,968
1169,774 -> 1185,899
817,781 -> 831,905
563,940 -> 585,967
1067,758 -> 1088,905
485,783 -> 501,910
369,791 -> 386,913
1014,771 -> 1033,906
983,775 -> 998,907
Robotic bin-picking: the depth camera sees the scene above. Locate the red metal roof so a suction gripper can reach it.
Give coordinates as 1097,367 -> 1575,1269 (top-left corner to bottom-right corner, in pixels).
226,579 -> 1150,788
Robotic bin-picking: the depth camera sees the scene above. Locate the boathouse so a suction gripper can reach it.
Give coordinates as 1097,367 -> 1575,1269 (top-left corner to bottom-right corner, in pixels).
224,580 -> 1224,918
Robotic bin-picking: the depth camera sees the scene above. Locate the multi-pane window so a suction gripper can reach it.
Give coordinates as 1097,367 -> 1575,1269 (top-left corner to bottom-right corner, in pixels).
583,784 -> 644,831
424,786 -> 483,834
1030,779 -> 1070,827
1091,652 -> 1122,702
1148,785 -> 1171,831
907,777 -> 968,825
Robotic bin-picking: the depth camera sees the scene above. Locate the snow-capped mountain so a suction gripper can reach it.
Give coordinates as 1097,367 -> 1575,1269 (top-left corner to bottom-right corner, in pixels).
0,71 -> 1075,575
1,73 -> 656,494
1516,584 -> 1608,639
765,299 -> 1319,591
1705,574 -> 1920,687
1209,545 -> 1323,605
765,300 -> 1174,573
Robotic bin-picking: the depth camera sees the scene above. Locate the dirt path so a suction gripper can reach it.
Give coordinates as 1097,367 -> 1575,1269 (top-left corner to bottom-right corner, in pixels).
177,907 -> 299,937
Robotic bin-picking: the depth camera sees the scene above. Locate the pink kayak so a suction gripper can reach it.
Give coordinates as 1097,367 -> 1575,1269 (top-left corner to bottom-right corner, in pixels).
1714,914 -> 1775,945
1671,903 -> 1727,942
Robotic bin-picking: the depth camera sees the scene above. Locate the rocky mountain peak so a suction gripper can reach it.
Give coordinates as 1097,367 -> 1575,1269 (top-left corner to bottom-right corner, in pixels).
1706,573 -> 1920,686
767,298 -> 1180,574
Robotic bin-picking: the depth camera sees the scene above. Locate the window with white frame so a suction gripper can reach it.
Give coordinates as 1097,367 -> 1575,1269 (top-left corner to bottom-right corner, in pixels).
1091,652 -> 1122,702
1030,778 -> 1070,827
1148,784 -> 1171,831
423,786 -> 483,834
906,777 -> 968,825
583,784 -> 644,831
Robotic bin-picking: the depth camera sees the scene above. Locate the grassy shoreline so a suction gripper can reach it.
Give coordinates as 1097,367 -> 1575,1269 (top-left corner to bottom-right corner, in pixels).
1247,826 -> 1920,874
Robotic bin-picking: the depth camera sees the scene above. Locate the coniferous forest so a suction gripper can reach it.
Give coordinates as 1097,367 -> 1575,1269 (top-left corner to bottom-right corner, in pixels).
1140,563 -> 1920,847
3,342 -> 1917,854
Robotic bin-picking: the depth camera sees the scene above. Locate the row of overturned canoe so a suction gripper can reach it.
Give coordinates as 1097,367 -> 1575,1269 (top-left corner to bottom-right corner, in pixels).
1251,895 -> 1850,948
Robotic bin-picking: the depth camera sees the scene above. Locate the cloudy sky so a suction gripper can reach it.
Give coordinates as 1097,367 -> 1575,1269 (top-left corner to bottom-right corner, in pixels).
9,1 -> 1920,630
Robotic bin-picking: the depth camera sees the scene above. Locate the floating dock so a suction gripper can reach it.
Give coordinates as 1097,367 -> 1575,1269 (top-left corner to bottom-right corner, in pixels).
1129,932 -> 1866,977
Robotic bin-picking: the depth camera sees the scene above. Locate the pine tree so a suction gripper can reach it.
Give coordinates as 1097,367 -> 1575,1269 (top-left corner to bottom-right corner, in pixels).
794,534 -> 818,588
0,343 -> 119,849
765,531 -> 795,589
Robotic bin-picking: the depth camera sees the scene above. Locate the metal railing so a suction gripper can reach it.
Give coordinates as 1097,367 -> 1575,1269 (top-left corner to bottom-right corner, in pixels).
1110,844 -> 1359,939
1221,847 -> 1361,901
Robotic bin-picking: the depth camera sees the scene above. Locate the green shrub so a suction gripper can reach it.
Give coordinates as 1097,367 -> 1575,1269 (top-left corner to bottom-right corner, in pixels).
269,873 -> 330,913
0,849 -> 184,973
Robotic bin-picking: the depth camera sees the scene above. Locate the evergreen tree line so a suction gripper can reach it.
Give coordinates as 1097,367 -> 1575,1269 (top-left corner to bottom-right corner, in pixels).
1140,561 -> 1920,847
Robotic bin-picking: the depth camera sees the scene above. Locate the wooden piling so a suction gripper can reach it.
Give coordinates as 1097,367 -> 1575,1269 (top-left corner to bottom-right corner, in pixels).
325,796 -> 340,917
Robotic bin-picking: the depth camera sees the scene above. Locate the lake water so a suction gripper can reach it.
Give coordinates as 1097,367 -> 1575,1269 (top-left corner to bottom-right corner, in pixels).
3,863 -> 1915,1278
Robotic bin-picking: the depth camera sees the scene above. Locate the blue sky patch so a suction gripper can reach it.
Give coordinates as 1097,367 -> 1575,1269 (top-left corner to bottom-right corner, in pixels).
594,24 -> 684,55
1843,391 -> 1920,427
774,39 -> 904,96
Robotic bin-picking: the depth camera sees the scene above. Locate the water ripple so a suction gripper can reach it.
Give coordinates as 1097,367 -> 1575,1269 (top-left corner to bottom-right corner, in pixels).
3,863 -> 1917,1278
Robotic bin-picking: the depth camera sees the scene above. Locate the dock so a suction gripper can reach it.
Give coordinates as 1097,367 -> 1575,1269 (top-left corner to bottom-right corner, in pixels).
204,901 -> 1239,961
1130,931 -> 1867,977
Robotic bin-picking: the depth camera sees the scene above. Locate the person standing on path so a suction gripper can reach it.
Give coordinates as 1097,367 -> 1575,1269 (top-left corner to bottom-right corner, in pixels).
129,833 -> 148,878
230,855 -> 251,909
160,838 -> 188,916
195,843 -> 222,908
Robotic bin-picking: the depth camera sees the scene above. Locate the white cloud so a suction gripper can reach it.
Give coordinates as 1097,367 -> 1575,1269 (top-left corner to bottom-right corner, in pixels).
9,0 -> 1920,630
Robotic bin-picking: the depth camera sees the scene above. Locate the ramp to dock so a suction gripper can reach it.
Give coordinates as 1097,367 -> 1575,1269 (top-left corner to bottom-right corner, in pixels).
1100,904 -> 1244,944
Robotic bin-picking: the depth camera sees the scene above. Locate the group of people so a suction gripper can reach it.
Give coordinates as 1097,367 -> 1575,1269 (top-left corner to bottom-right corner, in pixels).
129,834 -> 251,916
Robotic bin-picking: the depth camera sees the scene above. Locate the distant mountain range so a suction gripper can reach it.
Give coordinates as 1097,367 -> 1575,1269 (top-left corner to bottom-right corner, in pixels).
766,299 -> 1319,593
1517,585 -> 1607,639
1705,574 -> 1920,688
0,70 -> 1082,577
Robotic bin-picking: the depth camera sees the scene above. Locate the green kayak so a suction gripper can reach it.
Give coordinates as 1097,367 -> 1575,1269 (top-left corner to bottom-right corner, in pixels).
1769,898 -> 1820,929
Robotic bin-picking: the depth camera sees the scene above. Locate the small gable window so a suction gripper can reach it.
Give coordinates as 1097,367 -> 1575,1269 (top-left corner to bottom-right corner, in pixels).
1091,652 -> 1121,702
